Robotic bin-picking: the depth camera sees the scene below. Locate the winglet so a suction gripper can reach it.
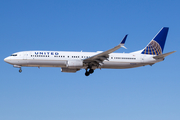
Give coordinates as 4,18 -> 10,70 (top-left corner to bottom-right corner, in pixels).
120,34 -> 128,45
120,34 -> 128,49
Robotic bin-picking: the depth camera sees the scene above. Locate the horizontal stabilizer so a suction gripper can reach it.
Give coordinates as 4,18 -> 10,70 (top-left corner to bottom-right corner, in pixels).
153,51 -> 176,59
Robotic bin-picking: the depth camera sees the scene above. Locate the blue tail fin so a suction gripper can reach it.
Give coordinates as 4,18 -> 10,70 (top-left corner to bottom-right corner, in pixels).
141,27 -> 169,55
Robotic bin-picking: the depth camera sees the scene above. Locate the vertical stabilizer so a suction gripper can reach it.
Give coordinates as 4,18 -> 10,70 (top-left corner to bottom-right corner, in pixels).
141,27 -> 169,55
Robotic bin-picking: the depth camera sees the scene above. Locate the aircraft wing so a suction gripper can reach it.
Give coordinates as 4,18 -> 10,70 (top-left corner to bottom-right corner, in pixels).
83,35 -> 128,66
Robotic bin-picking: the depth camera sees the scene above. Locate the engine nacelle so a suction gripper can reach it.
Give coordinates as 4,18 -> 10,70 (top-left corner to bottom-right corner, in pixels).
61,68 -> 79,73
66,60 -> 83,68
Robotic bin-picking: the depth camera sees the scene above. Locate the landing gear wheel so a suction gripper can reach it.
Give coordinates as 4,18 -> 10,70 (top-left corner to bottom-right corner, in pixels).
89,69 -> 94,74
19,69 -> 22,73
85,72 -> 90,76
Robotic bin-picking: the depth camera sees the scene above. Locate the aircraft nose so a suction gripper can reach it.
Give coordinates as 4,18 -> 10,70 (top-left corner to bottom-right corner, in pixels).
4,57 -> 11,63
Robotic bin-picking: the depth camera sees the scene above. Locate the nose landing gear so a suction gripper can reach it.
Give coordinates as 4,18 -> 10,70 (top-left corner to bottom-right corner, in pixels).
13,65 -> 22,73
19,68 -> 22,73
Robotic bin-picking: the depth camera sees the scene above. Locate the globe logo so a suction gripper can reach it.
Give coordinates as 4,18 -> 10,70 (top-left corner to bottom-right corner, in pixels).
142,40 -> 162,55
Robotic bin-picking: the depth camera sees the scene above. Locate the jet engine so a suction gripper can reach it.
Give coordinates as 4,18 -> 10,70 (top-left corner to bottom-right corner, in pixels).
66,60 -> 83,68
61,68 -> 80,73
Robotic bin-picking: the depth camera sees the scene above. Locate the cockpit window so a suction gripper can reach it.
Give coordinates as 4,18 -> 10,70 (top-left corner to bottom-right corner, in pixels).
11,54 -> 17,56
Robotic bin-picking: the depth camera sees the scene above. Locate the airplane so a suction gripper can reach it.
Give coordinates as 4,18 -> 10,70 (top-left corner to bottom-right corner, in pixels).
4,27 -> 176,76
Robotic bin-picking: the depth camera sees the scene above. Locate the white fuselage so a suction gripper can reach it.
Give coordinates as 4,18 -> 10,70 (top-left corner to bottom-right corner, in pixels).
4,27 -> 174,76
4,51 -> 163,70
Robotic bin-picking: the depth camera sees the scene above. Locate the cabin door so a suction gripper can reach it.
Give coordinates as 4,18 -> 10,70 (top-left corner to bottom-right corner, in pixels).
23,52 -> 28,60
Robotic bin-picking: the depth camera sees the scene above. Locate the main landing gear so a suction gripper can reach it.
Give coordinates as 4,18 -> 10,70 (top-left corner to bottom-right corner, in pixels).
85,68 -> 94,76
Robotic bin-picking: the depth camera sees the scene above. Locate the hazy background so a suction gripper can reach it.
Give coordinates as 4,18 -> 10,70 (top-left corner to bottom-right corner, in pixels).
0,0 -> 179,120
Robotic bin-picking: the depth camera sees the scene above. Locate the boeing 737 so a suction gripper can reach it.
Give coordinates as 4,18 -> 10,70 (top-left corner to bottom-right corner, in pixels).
4,27 -> 175,76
